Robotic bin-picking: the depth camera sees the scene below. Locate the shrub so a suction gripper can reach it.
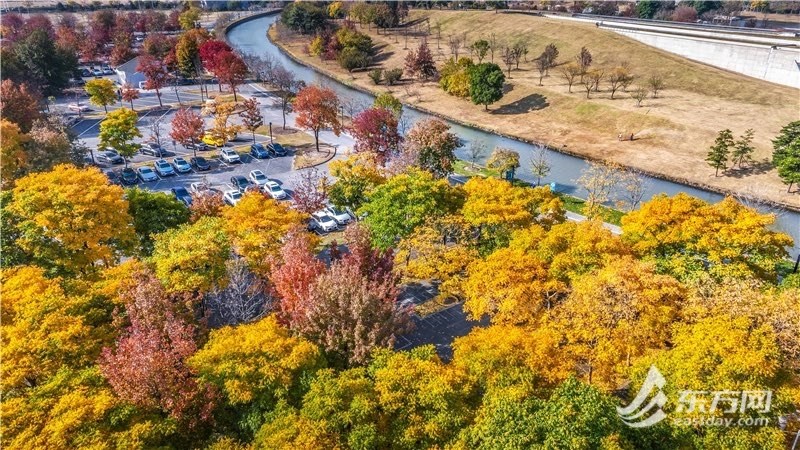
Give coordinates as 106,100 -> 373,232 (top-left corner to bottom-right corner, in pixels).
338,47 -> 370,72
385,68 -> 403,86
368,69 -> 383,85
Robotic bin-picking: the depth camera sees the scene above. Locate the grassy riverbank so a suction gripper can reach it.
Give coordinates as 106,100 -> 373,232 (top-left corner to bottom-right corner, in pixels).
269,10 -> 800,210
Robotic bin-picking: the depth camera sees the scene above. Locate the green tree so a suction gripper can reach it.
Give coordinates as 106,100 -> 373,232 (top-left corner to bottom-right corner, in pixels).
373,92 -> 403,117
469,63 -> 505,110
471,39 -> 490,63
178,7 -> 201,30
13,29 -> 77,96
84,78 -> 117,114
359,168 -> 463,250
772,121 -> 800,192
98,108 -> 141,167
732,128 -> 755,168
126,188 -> 190,256
706,129 -> 733,176
636,0 -> 661,18
151,216 -> 230,293
281,2 -> 328,34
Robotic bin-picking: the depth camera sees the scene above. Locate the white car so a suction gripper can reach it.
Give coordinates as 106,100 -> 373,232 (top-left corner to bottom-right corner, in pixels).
223,190 -> 243,206
311,211 -> 338,233
325,205 -> 351,225
264,181 -> 287,200
249,170 -> 268,187
67,103 -> 91,112
220,148 -> 241,163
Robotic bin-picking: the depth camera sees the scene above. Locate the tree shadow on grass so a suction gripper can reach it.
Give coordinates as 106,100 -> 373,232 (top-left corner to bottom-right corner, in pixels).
724,159 -> 774,178
491,93 -> 549,115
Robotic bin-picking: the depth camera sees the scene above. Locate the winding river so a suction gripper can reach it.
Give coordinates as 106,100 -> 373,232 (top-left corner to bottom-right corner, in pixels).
228,13 -> 800,258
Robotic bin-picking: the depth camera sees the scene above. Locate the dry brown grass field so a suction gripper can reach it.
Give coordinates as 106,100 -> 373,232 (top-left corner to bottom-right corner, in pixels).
273,9 -> 800,209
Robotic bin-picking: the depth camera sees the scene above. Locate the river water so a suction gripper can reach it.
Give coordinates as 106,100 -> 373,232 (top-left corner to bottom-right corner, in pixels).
228,13 -> 799,258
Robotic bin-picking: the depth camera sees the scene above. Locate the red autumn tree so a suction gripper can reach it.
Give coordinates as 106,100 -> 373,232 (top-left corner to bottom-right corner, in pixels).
170,107 -> 205,157
339,222 -> 395,284
198,40 -> 232,75
137,54 -> 170,107
404,118 -> 460,178
290,167 -> 330,215
121,83 -> 140,111
293,85 -> 342,152
350,107 -> 402,166
270,231 -> 326,327
239,98 -> 263,143
99,269 -> 215,430
0,80 -> 43,133
299,248 -> 410,366
213,51 -> 248,101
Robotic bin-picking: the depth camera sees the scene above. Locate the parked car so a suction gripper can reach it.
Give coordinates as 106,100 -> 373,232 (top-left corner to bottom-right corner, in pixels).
105,170 -> 120,185
120,167 -> 138,185
139,143 -> 164,157
249,170 -> 269,187
264,181 -> 287,200
250,143 -> 269,159
171,186 -> 193,206
230,175 -> 249,192
223,190 -> 243,206
67,103 -> 91,112
190,156 -> 211,171
201,133 -> 224,147
325,205 -> 351,225
310,211 -> 338,233
102,67 -> 114,75
190,182 -> 210,194
92,68 -> 103,77
80,68 -> 91,77
267,142 -> 287,157
220,148 -> 241,164
97,149 -> 123,164
186,141 -> 210,152
172,157 -> 192,174
137,166 -> 158,182
153,159 -> 175,177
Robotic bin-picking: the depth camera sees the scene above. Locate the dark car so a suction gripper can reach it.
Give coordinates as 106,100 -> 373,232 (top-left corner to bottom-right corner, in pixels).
250,143 -> 269,159
171,186 -> 193,207
120,167 -> 138,185
80,68 -> 91,77
230,175 -> 249,192
97,149 -> 124,164
191,156 -> 211,171
139,143 -> 164,157
267,142 -> 287,157
105,170 -> 120,185
186,142 -> 210,152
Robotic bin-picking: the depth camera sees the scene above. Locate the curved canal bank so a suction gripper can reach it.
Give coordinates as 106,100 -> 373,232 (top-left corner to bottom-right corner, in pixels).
227,13 -> 800,257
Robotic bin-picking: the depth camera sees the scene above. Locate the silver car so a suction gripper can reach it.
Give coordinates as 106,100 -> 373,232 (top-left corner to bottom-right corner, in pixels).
137,166 -> 158,182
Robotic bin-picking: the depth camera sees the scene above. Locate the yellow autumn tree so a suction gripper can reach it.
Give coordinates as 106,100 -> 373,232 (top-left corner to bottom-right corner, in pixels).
462,246 -> 549,325
151,216 -> 230,293
622,193 -> 792,280
328,153 -> 386,212
222,192 -> 305,274
8,164 -> 135,276
461,177 -> 564,252
394,215 -> 478,300
551,256 -> 684,389
208,100 -> 241,146
190,316 -> 325,409
452,324 -> 572,389
0,119 -> 29,188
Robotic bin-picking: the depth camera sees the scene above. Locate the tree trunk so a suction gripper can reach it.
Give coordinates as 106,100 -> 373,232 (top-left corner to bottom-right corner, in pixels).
282,104 -> 287,129
104,104 -> 108,113
155,88 -> 163,107
252,130 -> 256,143
314,129 -> 320,152
129,99 -> 134,110
232,86 -> 238,102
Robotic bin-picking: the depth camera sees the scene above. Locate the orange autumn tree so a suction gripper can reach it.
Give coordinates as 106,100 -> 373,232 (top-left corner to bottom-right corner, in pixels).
293,85 -> 342,153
